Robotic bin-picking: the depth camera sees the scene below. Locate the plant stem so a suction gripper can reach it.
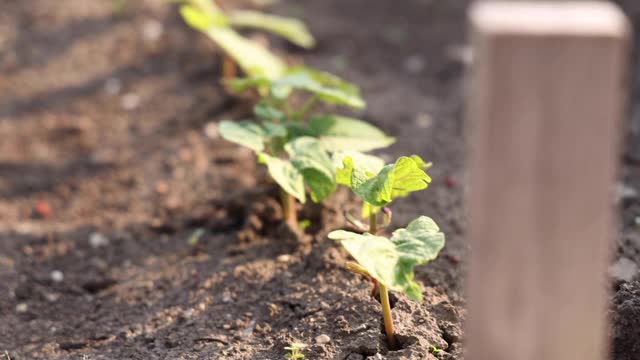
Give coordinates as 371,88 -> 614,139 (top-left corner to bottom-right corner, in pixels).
280,188 -> 297,227
295,96 -> 318,121
369,212 -> 377,234
380,283 -> 398,350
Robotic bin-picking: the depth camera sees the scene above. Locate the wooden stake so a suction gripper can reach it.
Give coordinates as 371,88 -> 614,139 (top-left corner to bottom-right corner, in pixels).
467,2 -> 630,360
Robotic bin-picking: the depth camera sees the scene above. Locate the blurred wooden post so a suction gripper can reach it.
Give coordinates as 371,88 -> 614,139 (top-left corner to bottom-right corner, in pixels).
467,2 -> 630,360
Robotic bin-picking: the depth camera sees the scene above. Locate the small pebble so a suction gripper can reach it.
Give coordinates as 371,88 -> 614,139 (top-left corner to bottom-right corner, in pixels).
142,19 -> 164,42
415,112 -> 433,129
204,122 -> 219,139
609,257 -> 638,283
315,334 -> 331,344
155,181 -> 170,195
89,232 -> 110,248
277,254 -> 291,263
120,93 -> 140,111
16,303 -> 28,313
35,200 -> 52,218
45,292 -> 60,302
51,270 -> 64,283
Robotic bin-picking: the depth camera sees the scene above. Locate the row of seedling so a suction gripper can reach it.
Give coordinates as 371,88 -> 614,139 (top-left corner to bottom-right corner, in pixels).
176,0 -> 445,352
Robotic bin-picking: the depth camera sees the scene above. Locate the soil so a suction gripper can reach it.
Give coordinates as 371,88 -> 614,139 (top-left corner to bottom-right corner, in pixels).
0,0 -> 637,359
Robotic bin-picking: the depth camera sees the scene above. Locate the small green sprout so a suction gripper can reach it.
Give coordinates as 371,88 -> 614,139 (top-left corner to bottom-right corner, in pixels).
176,0 -> 315,79
329,155 -> 444,350
284,342 -> 306,359
219,67 -> 394,227
430,345 -> 444,354
187,228 -> 206,246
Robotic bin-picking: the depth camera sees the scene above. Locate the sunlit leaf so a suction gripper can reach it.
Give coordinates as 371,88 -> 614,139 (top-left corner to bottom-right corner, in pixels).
337,155 -> 431,207
228,10 -> 315,48
276,67 -> 365,108
328,216 -> 445,301
259,153 -> 306,203
179,4 -> 228,31
309,115 -> 395,151
219,120 -> 266,152
286,137 -> 336,202
332,151 -> 384,177
226,66 -> 365,108
180,5 -> 286,79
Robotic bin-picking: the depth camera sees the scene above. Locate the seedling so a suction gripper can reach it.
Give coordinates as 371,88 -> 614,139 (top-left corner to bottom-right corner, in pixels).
219,66 -> 394,226
329,155 -> 445,349
176,0 -> 315,80
284,342 -> 306,359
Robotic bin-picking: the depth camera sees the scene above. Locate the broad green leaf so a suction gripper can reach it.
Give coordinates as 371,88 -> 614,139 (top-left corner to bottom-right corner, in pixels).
410,155 -> 432,170
254,101 -> 287,122
261,122 -> 287,138
309,115 -> 395,151
228,10 -> 315,49
335,155 -> 373,190
181,5 -> 285,79
276,67 -> 365,108
286,137 -> 336,202
219,120 -> 265,152
259,153 -> 306,203
205,27 -> 286,78
337,155 -> 431,207
328,216 -> 445,301
332,151 -> 384,177
226,66 -> 365,108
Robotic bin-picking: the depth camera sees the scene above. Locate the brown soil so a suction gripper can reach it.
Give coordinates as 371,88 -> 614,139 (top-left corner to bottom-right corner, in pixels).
1,0 -> 639,359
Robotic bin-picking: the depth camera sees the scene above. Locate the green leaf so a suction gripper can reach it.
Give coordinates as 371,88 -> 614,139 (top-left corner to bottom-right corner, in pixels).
259,153 -> 306,203
181,0 -> 223,15
219,120 -> 265,152
309,115 -> 395,152
335,155 -> 373,190
226,66 -> 365,108
286,137 -> 336,202
205,27 -> 286,78
181,5 -> 286,79
276,67 -> 365,108
332,151 -> 385,177
337,155 -> 431,207
328,216 -> 445,301
261,122 -> 287,138
179,4 -> 228,31
228,10 -> 315,49
254,101 -> 287,122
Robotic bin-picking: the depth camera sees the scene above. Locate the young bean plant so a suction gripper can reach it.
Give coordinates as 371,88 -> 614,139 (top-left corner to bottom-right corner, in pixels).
329,155 -> 445,349
219,66 -> 395,227
177,0 -> 315,79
